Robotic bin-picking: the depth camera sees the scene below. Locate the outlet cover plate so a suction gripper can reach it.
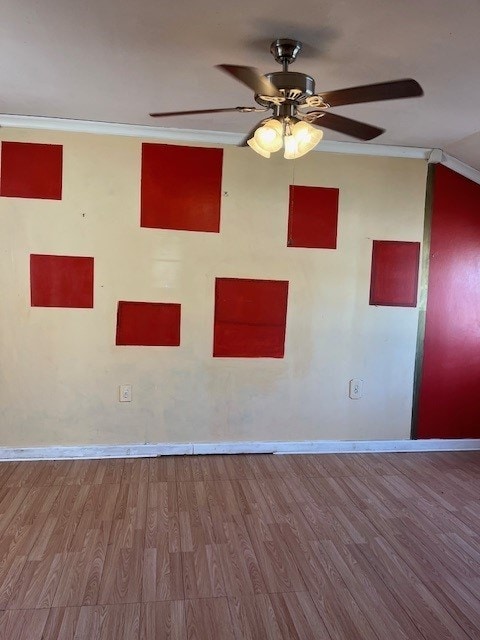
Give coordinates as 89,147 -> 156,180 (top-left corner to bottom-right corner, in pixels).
119,384 -> 132,402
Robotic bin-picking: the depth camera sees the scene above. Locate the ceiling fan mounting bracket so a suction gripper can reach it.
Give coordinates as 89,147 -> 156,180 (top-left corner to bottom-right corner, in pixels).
270,39 -> 303,69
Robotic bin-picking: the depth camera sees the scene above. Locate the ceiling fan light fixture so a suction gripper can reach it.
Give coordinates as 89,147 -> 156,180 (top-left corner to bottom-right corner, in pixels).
248,117 -> 323,160
283,133 -> 299,159
294,120 -> 323,146
247,136 -> 271,158
253,119 -> 284,153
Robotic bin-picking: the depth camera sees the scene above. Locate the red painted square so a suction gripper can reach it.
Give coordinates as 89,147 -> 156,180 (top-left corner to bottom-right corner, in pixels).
1,142 -> 63,200
141,143 -> 223,232
288,185 -> 339,249
30,255 -> 94,308
213,278 -> 289,358
369,240 -> 420,307
116,301 -> 181,346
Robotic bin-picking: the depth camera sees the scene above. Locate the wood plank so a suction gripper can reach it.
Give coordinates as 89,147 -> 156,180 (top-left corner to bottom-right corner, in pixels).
217,515 -> 267,596
140,602 -> 186,640
148,457 -> 176,483
142,482 -> 183,602
185,597 -> 235,640
73,603 -> 140,639
0,609 -> 49,640
361,536 -> 470,640
35,461 -> 72,487
228,592 -> 332,640
0,452 -> 478,639
6,551 -> 64,610
97,483 -> 147,604
93,459 -> 125,485
64,460 -> 100,485
243,515 -> 306,593
42,607 -> 81,640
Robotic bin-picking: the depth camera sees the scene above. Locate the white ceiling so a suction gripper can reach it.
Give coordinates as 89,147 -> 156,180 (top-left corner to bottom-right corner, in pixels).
2,0 -> 480,167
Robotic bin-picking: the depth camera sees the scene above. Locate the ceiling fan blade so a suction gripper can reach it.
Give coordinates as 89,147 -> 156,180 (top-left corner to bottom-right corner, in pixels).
150,107 -> 255,117
310,112 -> 385,140
320,79 -> 423,107
216,64 -> 282,98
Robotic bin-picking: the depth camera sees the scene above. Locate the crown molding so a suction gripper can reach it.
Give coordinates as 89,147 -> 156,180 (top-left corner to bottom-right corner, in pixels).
0,114 -> 241,145
441,152 -> 480,186
2,113 -> 480,185
0,113 -> 432,160
313,139 -> 430,159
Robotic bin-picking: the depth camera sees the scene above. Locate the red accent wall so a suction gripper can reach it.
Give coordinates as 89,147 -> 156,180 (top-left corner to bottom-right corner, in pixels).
417,165 -> 480,438
213,278 -> 289,358
369,240 -> 420,307
1,142 -> 63,200
140,143 -> 223,232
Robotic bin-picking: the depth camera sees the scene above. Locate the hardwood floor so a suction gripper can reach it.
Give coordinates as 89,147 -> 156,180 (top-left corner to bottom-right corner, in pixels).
0,451 -> 479,639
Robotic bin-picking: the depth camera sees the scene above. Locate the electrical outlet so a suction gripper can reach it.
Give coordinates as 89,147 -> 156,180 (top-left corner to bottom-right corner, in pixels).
119,384 -> 132,402
349,379 -> 363,399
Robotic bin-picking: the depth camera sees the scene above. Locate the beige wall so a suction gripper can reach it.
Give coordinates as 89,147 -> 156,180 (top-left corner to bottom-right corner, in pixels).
0,128 -> 427,447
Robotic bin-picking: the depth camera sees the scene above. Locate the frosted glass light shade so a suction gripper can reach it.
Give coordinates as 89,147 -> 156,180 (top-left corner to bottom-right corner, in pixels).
247,136 -> 271,158
283,134 -> 299,160
248,117 -> 323,159
253,119 -> 283,153
291,121 -> 324,158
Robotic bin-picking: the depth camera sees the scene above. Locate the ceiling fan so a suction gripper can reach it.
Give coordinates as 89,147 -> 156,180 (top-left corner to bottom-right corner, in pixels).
150,38 -> 424,159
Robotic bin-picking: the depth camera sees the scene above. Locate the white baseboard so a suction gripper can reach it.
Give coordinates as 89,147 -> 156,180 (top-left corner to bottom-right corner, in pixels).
0,443 -> 193,461
0,438 -> 479,461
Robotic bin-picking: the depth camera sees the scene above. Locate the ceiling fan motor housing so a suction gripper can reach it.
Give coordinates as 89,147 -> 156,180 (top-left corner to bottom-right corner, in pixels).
255,72 -> 316,107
